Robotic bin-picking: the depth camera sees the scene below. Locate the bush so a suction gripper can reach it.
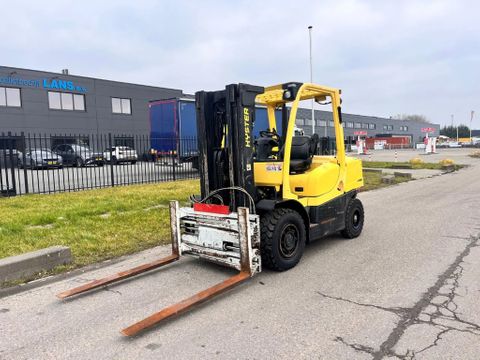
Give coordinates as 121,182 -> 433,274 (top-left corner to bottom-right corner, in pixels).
409,158 -> 424,165
439,159 -> 455,166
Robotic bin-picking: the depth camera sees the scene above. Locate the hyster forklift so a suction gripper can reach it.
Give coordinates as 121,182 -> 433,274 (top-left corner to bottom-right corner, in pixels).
57,82 -> 364,336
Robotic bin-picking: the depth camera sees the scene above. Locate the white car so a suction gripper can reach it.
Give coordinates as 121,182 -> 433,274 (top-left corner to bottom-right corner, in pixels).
103,146 -> 138,164
448,142 -> 462,148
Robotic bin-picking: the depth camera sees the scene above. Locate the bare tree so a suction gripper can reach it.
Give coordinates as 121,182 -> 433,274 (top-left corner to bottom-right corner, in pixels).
393,114 -> 431,123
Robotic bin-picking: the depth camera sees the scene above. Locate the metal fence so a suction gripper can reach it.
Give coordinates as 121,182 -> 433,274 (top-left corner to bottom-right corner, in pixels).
0,132 -> 199,197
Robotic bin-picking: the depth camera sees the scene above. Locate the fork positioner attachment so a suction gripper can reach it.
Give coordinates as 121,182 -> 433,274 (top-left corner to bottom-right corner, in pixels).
57,200 -> 261,336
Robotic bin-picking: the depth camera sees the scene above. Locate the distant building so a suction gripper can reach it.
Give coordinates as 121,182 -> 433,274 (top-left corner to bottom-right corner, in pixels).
1,65 -> 440,148
295,108 -> 440,146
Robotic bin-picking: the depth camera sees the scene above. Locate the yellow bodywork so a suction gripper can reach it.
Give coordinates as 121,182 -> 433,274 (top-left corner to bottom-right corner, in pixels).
254,83 -> 363,208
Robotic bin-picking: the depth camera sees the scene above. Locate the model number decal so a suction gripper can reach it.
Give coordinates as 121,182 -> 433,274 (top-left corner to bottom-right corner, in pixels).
266,164 -> 282,172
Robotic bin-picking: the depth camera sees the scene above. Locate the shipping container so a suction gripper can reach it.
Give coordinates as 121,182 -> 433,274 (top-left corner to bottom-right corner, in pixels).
149,98 -> 283,162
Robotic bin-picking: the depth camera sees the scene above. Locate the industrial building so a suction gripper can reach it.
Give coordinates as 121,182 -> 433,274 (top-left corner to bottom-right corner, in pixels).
1,66 -> 439,148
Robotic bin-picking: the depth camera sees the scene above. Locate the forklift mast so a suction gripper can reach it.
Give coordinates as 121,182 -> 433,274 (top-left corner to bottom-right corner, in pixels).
195,83 -> 264,210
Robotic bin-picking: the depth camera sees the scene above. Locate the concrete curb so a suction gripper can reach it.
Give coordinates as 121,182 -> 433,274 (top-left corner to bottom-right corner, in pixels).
0,246 -> 72,283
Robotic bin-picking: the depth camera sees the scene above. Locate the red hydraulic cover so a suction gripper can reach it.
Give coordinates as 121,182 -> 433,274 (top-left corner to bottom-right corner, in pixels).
193,203 -> 230,215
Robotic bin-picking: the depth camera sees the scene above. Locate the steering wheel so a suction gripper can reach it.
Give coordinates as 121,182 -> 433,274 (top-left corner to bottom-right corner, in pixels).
259,129 -> 280,141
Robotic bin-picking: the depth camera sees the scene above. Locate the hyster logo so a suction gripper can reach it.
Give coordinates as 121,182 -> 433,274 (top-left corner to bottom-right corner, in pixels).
244,108 -> 251,148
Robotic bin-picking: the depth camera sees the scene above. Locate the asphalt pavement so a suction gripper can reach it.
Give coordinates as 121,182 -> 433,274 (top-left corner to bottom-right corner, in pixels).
1,149 -> 479,359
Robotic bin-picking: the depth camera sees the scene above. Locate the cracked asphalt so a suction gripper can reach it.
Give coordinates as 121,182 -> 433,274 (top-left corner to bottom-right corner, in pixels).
1,149 -> 480,359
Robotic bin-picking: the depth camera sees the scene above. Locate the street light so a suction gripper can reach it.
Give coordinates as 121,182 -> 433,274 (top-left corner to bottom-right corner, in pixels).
470,110 -> 475,141
308,26 -> 315,136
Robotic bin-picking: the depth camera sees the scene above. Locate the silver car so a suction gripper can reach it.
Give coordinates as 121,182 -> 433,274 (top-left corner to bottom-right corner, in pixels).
103,146 -> 138,164
20,149 -> 63,169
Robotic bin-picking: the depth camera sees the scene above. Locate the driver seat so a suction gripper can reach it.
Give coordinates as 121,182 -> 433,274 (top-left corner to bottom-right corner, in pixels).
289,134 -> 319,173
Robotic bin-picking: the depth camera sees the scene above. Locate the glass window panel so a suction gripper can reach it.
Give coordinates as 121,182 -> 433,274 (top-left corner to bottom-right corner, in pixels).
61,93 -> 73,110
112,98 -> 121,113
6,88 -> 21,107
369,124 -> 376,129
354,123 -> 362,128
121,98 -> 131,114
317,120 -> 327,127
73,94 -> 85,111
296,119 -> 305,125
48,92 -> 61,109
0,88 -> 6,106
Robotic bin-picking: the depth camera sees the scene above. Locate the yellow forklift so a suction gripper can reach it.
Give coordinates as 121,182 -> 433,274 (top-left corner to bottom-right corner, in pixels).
57,82 -> 364,336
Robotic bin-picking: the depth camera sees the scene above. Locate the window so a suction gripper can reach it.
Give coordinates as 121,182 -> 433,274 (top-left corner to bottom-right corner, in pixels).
369,123 -> 376,130
112,97 -> 132,114
383,125 -> 393,131
341,122 -> 345,128
400,125 -> 408,131
346,122 -> 354,128
328,121 -> 334,127
48,91 -> 85,111
73,94 -> 85,111
0,87 -> 21,107
317,120 -> 327,127
114,136 -> 134,147
361,123 -> 369,129
296,118 -> 305,126
354,123 -> 362,129
304,119 -> 312,126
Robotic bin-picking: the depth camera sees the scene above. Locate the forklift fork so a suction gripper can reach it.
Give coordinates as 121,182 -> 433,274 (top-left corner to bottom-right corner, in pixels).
57,201 -> 260,336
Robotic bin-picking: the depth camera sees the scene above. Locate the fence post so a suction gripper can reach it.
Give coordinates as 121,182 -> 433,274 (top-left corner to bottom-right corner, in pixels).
172,150 -> 177,181
7,132 -> 17,196
109,133 -> 115,187
21,132 -> 29,194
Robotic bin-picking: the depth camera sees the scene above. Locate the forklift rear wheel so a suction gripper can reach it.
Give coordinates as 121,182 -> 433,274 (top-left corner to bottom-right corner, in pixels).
341,198 -> 364,239
261,208 -> 306,271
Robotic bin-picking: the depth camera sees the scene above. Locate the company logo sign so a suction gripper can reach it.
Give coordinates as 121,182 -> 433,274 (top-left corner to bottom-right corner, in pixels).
0,76 -> 87,93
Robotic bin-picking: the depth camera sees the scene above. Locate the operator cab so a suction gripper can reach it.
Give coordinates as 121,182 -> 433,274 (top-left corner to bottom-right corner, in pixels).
254,129 -> 319,174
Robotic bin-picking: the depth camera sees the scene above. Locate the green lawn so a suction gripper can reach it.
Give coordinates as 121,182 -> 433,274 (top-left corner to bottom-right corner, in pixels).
0,171 -> 408,285
0,180 -> 199,267
361,171 -> 409,192
362,160 -> 463,170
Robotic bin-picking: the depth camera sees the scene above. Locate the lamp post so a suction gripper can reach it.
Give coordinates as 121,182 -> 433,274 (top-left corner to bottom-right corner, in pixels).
308,25 -> 315,136
470,110 -> 475,142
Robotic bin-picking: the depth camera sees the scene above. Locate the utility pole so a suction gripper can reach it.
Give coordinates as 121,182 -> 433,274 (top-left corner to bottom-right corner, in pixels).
308,25 -> 315,136
470,110 -> 475,141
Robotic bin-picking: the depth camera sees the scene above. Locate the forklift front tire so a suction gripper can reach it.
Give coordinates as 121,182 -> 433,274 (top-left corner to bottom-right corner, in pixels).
341,198 -> 364,239
261,208 -> 306,271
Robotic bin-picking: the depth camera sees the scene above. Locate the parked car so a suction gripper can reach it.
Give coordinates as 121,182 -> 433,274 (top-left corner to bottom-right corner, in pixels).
51,144 -> 105,167
448,142 -> 462,148
19,149 -> 63,169
103,146 -> 138,164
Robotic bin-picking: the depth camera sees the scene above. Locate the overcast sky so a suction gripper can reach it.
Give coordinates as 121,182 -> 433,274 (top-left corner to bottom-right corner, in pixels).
1,0 -> 478,126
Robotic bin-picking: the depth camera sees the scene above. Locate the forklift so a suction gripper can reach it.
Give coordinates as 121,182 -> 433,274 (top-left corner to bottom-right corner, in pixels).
57,82 -> 364,336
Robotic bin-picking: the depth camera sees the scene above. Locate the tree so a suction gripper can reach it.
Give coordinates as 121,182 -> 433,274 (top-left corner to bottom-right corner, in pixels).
393,114 -> 432,123
440,124 -> 470,138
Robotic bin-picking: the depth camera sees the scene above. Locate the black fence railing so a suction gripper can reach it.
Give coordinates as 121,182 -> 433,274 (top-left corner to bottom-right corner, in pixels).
0,132 -> 199,197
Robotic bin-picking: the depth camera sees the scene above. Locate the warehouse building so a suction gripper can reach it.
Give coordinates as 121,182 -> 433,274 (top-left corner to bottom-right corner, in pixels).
1,66 -> 439,148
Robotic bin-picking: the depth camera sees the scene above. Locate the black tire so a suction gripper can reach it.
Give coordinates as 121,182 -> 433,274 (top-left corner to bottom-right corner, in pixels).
131,160 -> 137,165
111,156 -> 118,165
260,208 -> 306,271
75,157 -> 84,167
341,198 -> 364,239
